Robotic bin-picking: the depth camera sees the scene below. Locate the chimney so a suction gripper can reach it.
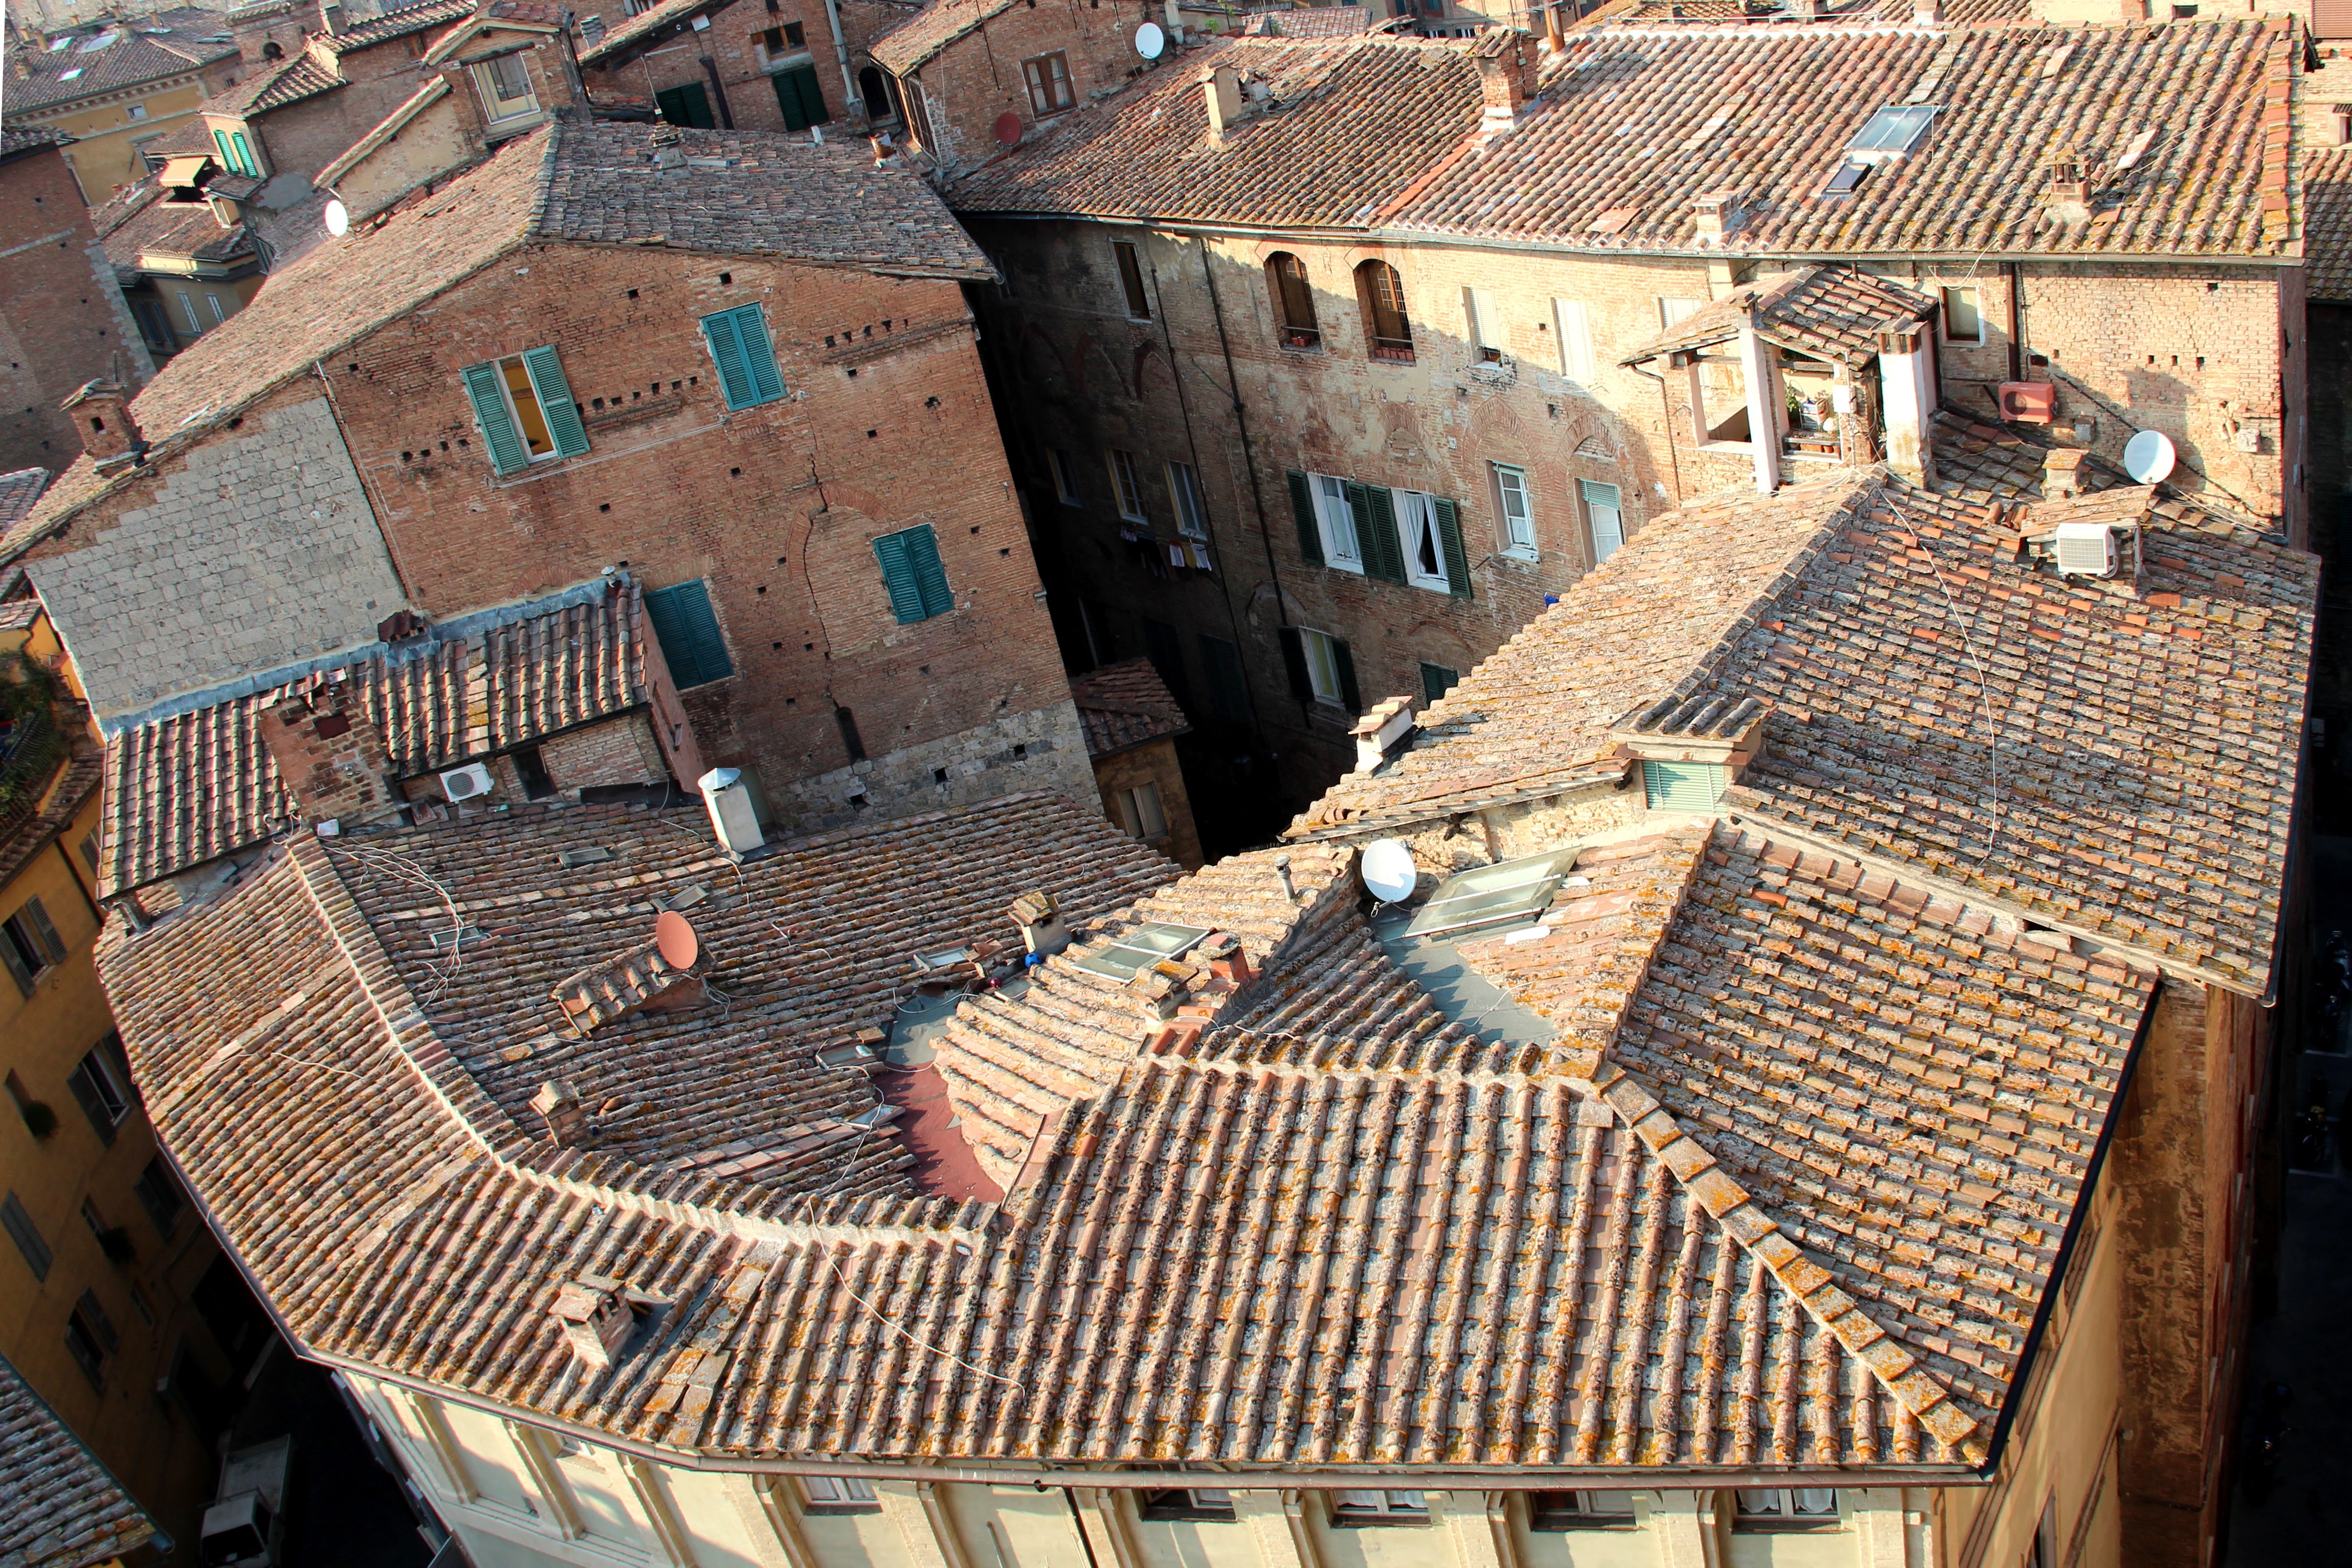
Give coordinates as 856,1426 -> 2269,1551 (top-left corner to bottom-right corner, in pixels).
1473,30 -> 1536,138
60,380 -> 138,462
2041,152 -> 2090,225
550,922 -> 706,1035
1788,0 -> 1822,16
319,0 -> 341,34
1203,62 -> 1242,146
1008,890 -> 1070,960
698,767 -> 764,856
2042,447 -> 2094,499
1913,0 -> 1941,19
258,678 -> 403,830
549,1277 -> 638,1370
1350,695 -> 1416,774
869,133 -> 901,168
1692,190 -> 1743,246
651,128 -> 686,170
530,1080 -> 592,1144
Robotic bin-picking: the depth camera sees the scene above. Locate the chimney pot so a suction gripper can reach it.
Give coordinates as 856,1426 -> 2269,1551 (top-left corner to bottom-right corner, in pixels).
1273,854 -> 1295,902
60,380 -> 138,462
531,1080 -> 592,1145
1912,0 -> 1941,20
1008,890 -> 1070,959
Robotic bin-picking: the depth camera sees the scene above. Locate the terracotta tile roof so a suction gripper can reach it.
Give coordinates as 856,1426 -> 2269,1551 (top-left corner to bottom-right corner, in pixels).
6,18 -> 239,112
1401,20 -> 2298,257
1069,657 -> 1189,759
2304,145 -> 2352,302
1296,469 -> 2315,995
8,118 -> 985,564
573,0 -> 727,67
326,0 -> 477,51
0,470 -> 49,533
101,578 -> 657,896
1618,264 -> 1935,367
0,124 -> 64,159
1582,0 -> 2031,26
1240,6 -> 1374,36
0,1353 -> 157,1568
870,0 -> 1022,75
956,21 -> 2298,263
948,36 -> 1487,227
97,193 -> 257,269
201,49 -> 346,117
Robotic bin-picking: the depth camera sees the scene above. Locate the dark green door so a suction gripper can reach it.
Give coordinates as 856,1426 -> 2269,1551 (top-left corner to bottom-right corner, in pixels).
655,81 -> 715,128
773,62 -> 829,130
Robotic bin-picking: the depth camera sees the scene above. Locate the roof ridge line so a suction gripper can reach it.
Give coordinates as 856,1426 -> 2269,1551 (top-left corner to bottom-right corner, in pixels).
1579,1058 -> 1986,1461
1549,820 -> 1716,1077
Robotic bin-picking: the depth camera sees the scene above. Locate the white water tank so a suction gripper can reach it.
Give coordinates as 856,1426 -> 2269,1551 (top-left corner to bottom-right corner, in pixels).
699,767 -> 764,855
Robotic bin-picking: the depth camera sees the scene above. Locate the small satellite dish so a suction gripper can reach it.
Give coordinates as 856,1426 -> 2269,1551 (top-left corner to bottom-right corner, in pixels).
323,198 -> 349,237
2122,428 -> 2176,485
992,110 -> 1022,146
654,910 -> 699,971
1360,838 -> 1417,904
1135,20 -> 1166,57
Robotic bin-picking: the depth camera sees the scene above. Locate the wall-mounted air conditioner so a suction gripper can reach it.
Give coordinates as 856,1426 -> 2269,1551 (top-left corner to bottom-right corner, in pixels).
440,762 -> 493,802
2052,521 -> 2120,579
1998,381 -> 2056,424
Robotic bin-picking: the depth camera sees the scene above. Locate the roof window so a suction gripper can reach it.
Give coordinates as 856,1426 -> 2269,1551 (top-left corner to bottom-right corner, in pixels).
1846,104 -> 1937,166
1402,850 -> 1579,940
1072,922 -> 1210,981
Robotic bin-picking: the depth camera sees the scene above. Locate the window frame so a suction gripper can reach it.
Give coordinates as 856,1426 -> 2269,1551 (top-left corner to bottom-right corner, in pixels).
1299,628 -> 1346,707
1118,781 -> 1168,842
1528,1491 -> 1639,1530
1580,478 -> 1625,565
2,1191 -> 51,1280
461,347 -> 587,474
471,50 -> 540,125
1329,1490 -> 1430,1525
871,524 -> 956,625
1394,489 -> 1454,593
1941,284 -> 1985,346
1553,297 -> 1595,380
1,896 -> 64,996
1107,449 -> 1148,522
65,1036 -> 132,1144
63,1298 -> 110,1390
1492,462 -> 1536,558
1022,50 -> 1074,116
799,1475 -> 881,1513
700,303 -> 786,410
1048,448 -> 1081,505
1355,260 -> 1413,360
1309,472 -> 1363,572
643,578 -> 737,687
1113,240 -> 1152,320
1730,1488 -> 1842,1531
1140,1488 -> 1236,1520
900,71 -> 939,151
1166,460 -> 1208,538
1419,661 -> 1460,706
1463,285 -> 1504,363
133,1159 -> 184,1239
1267,251 -> 1320,350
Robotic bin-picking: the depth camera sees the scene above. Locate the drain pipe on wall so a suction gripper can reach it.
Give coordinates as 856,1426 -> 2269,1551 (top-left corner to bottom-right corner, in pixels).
821,0 -> 858,117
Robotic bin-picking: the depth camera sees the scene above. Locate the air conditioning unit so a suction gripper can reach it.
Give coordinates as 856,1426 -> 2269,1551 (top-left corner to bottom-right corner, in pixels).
1998,381 -> 2056,424
439,762 -> 494,802
2052,521 -> 2119,578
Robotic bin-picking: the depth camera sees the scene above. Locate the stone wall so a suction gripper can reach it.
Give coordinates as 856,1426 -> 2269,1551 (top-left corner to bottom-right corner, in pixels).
765,695 -> 1095,834
1091,732 -> 1202,868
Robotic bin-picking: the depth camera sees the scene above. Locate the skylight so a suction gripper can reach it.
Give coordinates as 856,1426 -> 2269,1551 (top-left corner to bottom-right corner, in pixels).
1072,922 -> 1210,981
1847,104 -> 1938,166
1402,850 -> 1580,941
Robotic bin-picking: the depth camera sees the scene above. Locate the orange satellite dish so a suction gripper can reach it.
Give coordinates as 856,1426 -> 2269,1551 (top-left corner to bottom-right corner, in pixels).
655,910 -> 699,971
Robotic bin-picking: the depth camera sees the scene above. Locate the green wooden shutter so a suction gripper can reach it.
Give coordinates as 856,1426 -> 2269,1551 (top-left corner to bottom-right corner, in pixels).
460,361 -> 528,474
1642,760 -> 1728,811
904,524 -> 954,618
872,531 -> 928,624
657,82 -> 715,128
231,130 -> 257,175
704,310 -> 755,407
1352,483 -> 1404,583
1420,662 -> 1460,705
521,345 -> 589,458
1333,638 -> 1360,715
212,128 -> 235,170
1433,496 -> 1472,597
1278,627 -> 1311,704
645,580 -> 733,687
1285,470 -> 1322,565
736,307 -> 784,403
775,64 -> 829,130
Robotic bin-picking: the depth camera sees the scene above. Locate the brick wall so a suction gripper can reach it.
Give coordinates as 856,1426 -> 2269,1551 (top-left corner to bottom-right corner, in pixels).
1091,734 -> 1201,868
540,711 -> 668,790
898,0 -> 1157,174
313,240 -> 1078,832
579,0 -> 892,137
0,140 -> 155,473
22,390 -> 406,723
229,31 -> 452,184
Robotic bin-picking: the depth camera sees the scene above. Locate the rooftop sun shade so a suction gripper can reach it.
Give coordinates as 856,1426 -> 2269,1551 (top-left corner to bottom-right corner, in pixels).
1402,850 -> 1580,940
1072,922 -> 1211,980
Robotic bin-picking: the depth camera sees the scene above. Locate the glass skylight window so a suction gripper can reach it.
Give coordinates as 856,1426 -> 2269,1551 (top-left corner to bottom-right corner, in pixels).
1403,850 -> 1580,940
1072,922 -> 1210,981
1847,104 -> 1938,166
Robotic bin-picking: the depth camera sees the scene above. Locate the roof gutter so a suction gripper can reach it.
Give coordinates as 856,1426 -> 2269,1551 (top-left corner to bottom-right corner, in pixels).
292,1344 -> 1987,1491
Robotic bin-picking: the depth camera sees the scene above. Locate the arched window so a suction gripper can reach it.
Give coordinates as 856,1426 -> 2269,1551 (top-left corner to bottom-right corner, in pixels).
261,39 -> 283,58
858,64 -> 898,124
1355,260 -> 1413,361
1266,252 -> 1319,350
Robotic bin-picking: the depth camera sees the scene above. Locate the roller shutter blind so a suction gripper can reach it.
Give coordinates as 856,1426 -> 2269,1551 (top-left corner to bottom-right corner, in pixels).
1642,760 -> 1728,811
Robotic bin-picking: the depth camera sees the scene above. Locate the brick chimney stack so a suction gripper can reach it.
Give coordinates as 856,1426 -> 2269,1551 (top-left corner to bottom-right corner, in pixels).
1473,30 -> 1537,138
257,678 -> 403,830
60,381 -> 138,462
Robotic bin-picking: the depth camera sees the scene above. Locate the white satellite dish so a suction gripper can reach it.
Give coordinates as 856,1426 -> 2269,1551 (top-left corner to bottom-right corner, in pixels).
323,198 -> 349,237
1360,838 -> 1417,904
1135,20 -> 1165,57
2122,428 -> 2176,485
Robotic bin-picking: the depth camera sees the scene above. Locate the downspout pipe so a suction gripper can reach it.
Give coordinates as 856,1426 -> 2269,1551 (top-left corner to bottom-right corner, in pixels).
820,0 -> 857,118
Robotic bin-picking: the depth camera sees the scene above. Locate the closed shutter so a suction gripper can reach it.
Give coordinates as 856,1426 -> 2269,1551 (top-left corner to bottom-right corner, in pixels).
1,1192 -> 50,1281
655,81 -> 715,127
644,581 -> 734,687
1279,627 -> 1312,704
1642,760 -> 1727,811
1432,496 -> 1472,597
63,1064 -> 118,1146
872,531 -> 929,624
775,63 -> 829,130
460,361 -> 528,474
2319,0 -> 2352,35
22,898 -> 62,963
231,130 -> 257,175
0,927 -> 29,997
1285,470 -> 1323,565
1352,483 -> 1405,583
901,524 -> 955,618
702,306 -> 785,409
1332,638 -> 1361,715
520,345 -> 589,458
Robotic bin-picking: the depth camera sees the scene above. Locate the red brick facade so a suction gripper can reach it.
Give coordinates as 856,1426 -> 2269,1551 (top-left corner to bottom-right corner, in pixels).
577,0 -> 909,137
889,0 -> 1156,175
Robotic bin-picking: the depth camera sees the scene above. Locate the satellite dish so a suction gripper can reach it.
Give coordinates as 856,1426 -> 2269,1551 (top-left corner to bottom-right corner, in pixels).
1360,839 -> 1417,904
1135,20 -> 1166,57
2122,428 -> 2176,485
992,110 -> 1022,146
322,198 -> 349,237
654,910 -> 699,971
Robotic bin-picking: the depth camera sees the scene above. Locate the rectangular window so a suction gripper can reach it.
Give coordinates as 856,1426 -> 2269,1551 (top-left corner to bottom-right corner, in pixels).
1942,285 -> 1984,345
460,347 -> 587,474
1,897 -> 64,997
654,80 -> 716,128
644,579 -> 736,687
1049,448 -> 1080,505
1553,298 -> 1594,380
1107,449 -> 1147,521
472,51 -> 539,123
900,73 -> 938,150
1643,759 -> 1729,811
801,1475 -> 879,1510
1580,478 -> 1624,564
1732,1489 -> 1840,1529
1310,473 -> 1361,570
1530,1491 -> 1637,1529
229,130 -> 256,176
133,1159 -> 184,1238
700,304 -> 786,409
1331,1491 -> 1429,1522
1463,286 -> 1503,362
773,61 -> 830,131
64,1301 -> 109,1390
176,289 -> 201,333
1420,661 -> 1459,705
1394,489 -> 1453,592
1141,1489 -> 1235,1519
1493,463 -> 1535,557
2,1192 -> 51,1281
205,294 -> 228,326
79,831 -> 100,873
1118,782 -> 1168,841
1113,240 -> 1151,320
1199,634 -> 1251,725
64,1035 -> 132,1145
1658,296 -> 1705,328
1022,51 -> 1073,116
1166,460 -> 1208,538
871,524 -> 956,625
1287,627 -> 1352,708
